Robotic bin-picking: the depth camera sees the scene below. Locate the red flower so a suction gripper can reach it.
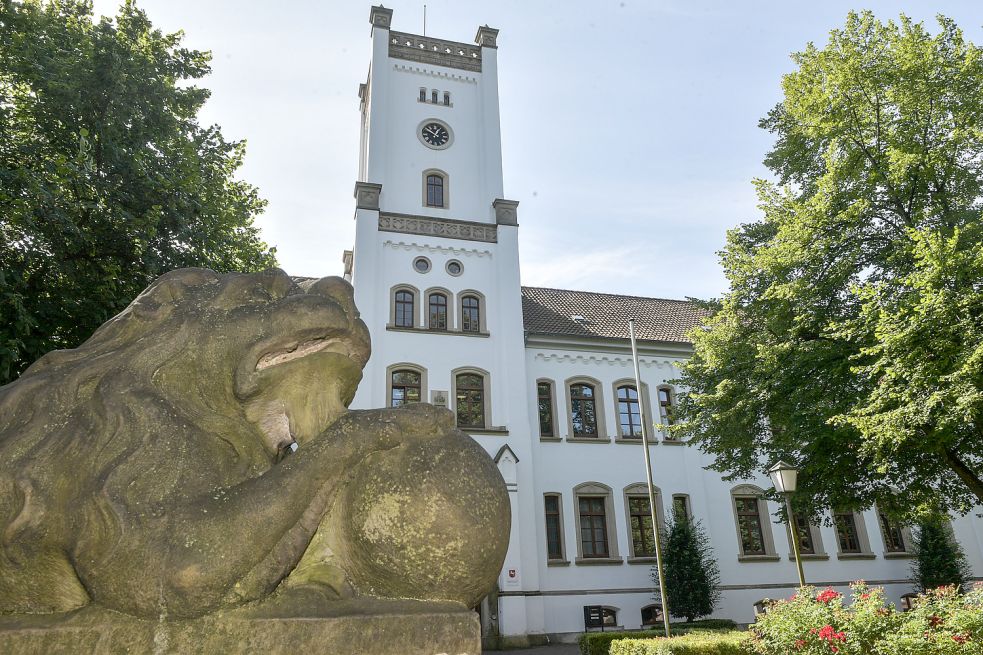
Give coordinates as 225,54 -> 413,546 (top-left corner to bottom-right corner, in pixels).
816,589 -> 842,604
953,634 -> 969,644
794,638 -> 806,649
859,592 -> 870,600
928,614 -> 944,628
817,625 -> 846,643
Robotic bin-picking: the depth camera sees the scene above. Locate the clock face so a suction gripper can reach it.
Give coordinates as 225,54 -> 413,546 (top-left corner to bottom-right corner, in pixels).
421,122 -> 450,148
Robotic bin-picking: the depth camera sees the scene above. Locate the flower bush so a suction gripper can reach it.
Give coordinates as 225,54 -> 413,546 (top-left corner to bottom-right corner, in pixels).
748,582 -> 983,655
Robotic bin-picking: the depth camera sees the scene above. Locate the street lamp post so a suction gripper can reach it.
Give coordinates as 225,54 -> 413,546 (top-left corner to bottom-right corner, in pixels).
768,461 -> 806,588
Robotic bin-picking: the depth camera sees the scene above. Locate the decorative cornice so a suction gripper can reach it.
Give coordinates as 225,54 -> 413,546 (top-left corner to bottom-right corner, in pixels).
354,182 -> 382,210
382,240 -> 492,258
389,31 -> 482,72
393,63 -> 477,83
531,352 -> 682,370
369,5 -> 392,29
492,198 -> 519,226
379,212 -> 497,243
475,25 -> 499,49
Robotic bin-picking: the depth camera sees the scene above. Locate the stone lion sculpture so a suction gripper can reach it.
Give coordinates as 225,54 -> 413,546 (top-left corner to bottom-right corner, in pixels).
0,268 -> 509,622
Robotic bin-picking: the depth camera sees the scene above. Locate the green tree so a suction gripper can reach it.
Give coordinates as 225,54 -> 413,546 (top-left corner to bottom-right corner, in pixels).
0,0 -> 275,385
659,511 -> 720,623
675,11 -> 983,517
911,515 -> 971,592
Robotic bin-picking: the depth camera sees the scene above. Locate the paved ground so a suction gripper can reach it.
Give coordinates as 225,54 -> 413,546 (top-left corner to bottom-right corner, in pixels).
491,645 -> 579,655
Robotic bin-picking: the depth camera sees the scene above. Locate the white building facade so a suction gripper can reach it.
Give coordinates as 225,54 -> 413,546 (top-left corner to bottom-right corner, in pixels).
343,6 -> 983,645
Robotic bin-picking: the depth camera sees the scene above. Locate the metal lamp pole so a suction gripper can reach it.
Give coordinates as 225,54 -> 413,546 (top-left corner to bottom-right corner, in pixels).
769,461 -> 805,588
629,319 -> 671,638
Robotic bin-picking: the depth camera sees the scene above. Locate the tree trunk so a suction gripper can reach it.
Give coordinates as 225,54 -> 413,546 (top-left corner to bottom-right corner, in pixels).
942,448 -> 983,505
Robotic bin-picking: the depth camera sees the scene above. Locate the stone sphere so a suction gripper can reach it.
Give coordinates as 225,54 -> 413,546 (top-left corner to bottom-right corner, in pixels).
344,431 -> 510,607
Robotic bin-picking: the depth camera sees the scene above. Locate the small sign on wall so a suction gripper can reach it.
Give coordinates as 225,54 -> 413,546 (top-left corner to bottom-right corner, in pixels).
503,567 -> 519,588
431,390 -> 448,408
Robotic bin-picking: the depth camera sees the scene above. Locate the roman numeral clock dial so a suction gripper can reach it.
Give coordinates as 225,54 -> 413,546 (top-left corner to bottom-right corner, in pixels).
419,120 -> 452,150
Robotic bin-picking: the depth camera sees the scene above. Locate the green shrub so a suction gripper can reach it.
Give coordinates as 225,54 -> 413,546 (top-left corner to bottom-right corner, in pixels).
579,631 -> 649,655
581,620 -> 741,654
610,631 -> 748,655
665,619 -> 739,633
747,582 -> 983,654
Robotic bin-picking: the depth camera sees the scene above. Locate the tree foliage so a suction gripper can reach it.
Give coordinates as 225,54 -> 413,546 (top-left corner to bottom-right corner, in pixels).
911,515 -> 971,592
0,0 -> 276,384
675,11 -> 983,517
659,512 -> 720,623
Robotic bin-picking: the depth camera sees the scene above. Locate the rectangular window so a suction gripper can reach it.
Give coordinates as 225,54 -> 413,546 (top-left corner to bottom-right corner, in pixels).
791,514 -> 815,555
617,385 -> 642,437
443,91 -> 450,106
394,291 -> 414,327
455,373 -> 485,429
419,87 -> 426,102
545,495 -> 563,560
658,387 -> 674,430
736,496 -> 766,555
879,513 -> 906,552
579,496 -> 609,558
428,293 -> 447,330
628,496 -> 656,557
537,382 -> 554,437
835,512 -> 862,553
431,89 -> 438,103
570,384 -> 598,437
426,174 -> 444,208
390,370 -> 421,407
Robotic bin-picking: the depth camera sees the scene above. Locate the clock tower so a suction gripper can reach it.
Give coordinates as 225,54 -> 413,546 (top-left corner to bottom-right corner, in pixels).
346,5 -> 541,640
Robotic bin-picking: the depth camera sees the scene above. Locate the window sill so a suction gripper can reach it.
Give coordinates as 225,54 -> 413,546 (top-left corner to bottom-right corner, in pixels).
738,554 -> 781,562
836,553 -> 876,560
386,325 -> 490,338
547,559 -> 570,567
789,554 -> 829,561
627,556 -> 658,564
575,556 -> 624,566
883,552 -> 913,559
660,438 -> 686,446
539,436 -> 562,443
565,436 -> 612,444
463,427 -> 508,436
615,437 -> 650,444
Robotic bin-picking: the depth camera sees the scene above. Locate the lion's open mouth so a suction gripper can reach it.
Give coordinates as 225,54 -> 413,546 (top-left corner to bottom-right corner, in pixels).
255,336 -> 356,372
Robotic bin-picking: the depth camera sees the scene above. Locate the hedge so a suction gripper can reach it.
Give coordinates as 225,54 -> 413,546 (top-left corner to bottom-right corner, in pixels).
579,622 -> 739,655
610,631 -> 748,655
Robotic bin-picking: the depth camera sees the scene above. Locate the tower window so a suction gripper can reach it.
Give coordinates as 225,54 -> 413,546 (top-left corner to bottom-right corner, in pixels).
461,295 -> 480,332
426,174 -> 445,208
431,89 -> 438,104
443,91 -> 450,106
419,87 -> 426,102
394,290 -> 415,327
428,292 -> 448,330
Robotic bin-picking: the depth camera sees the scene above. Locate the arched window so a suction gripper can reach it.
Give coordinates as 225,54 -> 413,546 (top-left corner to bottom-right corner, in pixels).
461,295 -> 480,332
600,607 -> 617,627
428,292 -> 448,330
418,87 -> 426,102
431,88 -> 438,103
443,91 -> 450,106
570,383 -> 598,437
426,173 -> 445,208
455,373 -> 485,428
657,385 -> 675,428
730,485 -> 778,559
616,385 -> 642,437
394,290 -> 415,327
641,604 -> 662,626
390,369 -> 421,407
537,380 -> 555,437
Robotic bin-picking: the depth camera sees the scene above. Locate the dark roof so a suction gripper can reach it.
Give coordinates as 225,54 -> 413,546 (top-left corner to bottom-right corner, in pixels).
521,286 -> 709,344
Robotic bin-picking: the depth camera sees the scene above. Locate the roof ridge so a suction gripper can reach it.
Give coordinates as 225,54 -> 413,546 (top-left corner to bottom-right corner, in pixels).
520,285 -> 698,305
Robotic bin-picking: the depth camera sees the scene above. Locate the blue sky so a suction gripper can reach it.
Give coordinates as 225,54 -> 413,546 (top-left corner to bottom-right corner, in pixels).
91,1 -> 983,300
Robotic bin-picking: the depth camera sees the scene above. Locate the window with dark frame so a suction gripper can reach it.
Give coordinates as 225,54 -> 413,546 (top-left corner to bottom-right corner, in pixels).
835,512 -> 862,553
601,608 -> 617,626
545,495 -> 563,560
428,293 -> 447,330
431,89 -> 438,103
735,496 -> 766,555
791,514 -> 815,555
537,381 -> 554,437
570,383 -> 598,437
394,290 -> 414,327
628,496 -> 656,557
641,605 -> 662,626
657,386 -> 674,429
461,295 -> 480,332
419,87 -> 426,102
455,373 -> 485,429
579,496 -> 609,558
390,369 -> 421,407
426,174 -> 445,207
443,91 -> 450,106
617,385 -> 642,437
878,512 -> 906,552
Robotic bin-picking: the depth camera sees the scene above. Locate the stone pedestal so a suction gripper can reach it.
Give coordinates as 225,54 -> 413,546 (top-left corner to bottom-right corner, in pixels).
0,599 -> 479,655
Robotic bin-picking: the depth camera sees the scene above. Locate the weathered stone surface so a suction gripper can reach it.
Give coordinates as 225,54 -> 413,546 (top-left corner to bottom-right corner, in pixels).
0,268 -> 509,651
0,601 -> 479,654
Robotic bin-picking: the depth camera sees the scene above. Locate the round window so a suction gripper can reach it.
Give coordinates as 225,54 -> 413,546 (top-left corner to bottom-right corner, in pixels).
413,257 -> 431,273
446,260 -> 463,276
